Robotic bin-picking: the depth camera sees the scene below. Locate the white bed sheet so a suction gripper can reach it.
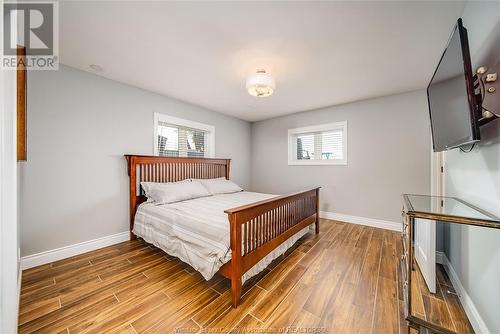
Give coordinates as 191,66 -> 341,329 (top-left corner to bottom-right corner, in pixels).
133,191 -> 310,282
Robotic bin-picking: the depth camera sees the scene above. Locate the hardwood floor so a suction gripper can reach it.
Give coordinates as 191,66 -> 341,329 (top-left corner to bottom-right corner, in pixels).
17,219 -> 469,334
410,263 -> 474,333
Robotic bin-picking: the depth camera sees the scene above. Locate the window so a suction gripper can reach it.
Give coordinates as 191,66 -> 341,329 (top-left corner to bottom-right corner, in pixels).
154,113 -> 215,158
288,121 -> 347,165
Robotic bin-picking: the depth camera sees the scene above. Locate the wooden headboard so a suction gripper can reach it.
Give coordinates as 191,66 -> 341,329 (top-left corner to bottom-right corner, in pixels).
125,155 -> 231,239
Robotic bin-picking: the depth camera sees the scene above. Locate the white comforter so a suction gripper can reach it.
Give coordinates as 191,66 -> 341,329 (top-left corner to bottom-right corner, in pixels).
133,191 -> 309,281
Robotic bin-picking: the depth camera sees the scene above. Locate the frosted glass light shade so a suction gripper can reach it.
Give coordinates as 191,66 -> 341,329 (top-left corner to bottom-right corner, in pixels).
246,70 -> 275,97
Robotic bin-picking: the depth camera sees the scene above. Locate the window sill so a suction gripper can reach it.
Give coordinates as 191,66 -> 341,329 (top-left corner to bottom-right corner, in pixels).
288,160 -> 347,166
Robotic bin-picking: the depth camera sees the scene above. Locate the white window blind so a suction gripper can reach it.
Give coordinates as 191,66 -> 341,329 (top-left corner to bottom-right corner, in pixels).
154,113 -> 215,158
288,121 -> 347,165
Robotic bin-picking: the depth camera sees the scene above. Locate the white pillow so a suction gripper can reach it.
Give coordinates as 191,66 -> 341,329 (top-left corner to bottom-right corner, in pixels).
197,177 -> 243,195
141,179 -> 190,198
141,179 -> 210,204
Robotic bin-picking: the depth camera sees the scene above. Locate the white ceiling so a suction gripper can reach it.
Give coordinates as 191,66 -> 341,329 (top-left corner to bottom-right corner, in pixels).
59,1 -> 466,122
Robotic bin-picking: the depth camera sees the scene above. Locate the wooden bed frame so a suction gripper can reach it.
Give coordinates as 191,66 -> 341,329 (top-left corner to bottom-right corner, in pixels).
125,155 -> 320,307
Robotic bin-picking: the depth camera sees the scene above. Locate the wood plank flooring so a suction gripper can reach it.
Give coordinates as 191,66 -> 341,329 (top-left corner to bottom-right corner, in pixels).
18,219 -> 470,334
410,262 -> 474,333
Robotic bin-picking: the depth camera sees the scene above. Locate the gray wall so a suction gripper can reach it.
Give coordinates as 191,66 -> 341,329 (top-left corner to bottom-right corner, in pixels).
250,90 -> 430,223
21,65 -> 252,256
443,2 -> 500,333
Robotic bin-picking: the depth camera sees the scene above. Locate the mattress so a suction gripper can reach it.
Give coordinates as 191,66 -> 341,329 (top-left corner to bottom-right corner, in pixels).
133,191 -> 310,282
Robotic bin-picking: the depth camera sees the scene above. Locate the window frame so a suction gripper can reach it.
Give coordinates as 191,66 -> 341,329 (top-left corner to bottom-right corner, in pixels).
153,112 -> 215,158
287,121 -> 348,166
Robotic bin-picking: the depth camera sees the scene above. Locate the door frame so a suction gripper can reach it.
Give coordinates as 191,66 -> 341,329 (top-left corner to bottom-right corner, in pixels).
0,66 -> 20,334
415,142 -> 444,294
0,3 -> 20,332
431,150 -> 445,198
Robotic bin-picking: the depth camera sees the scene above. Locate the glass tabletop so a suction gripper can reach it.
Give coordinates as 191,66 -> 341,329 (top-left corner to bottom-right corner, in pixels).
403,194 -> 500,227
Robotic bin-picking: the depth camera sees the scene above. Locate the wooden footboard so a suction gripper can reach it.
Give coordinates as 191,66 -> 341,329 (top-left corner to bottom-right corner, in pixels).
221,188 -> 320,307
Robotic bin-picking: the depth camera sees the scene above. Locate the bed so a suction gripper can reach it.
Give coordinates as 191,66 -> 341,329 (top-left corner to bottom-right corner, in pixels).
125,155 -> 320,307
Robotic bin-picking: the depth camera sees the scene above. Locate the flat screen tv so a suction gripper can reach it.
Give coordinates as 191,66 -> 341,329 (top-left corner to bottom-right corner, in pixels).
427,18 -> 480,152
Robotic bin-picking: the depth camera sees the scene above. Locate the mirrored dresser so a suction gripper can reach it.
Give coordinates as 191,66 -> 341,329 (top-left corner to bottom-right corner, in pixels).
401,194 -> 500,334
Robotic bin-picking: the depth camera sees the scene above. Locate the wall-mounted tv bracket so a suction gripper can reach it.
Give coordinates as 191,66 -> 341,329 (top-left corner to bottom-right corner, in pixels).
474,62 -> 499,127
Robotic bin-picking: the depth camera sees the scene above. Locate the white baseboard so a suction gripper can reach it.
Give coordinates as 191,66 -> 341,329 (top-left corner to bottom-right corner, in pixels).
320,211 -> 401,232
439,252 -> 490,334
435,251 -> 445,265
21,231 -> 130,270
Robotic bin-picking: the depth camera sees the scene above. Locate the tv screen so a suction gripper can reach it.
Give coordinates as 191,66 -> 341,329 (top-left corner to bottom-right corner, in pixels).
427,18 -> 480,152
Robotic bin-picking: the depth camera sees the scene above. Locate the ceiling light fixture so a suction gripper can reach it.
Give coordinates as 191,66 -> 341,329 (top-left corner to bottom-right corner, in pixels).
246,69 -> 275,97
